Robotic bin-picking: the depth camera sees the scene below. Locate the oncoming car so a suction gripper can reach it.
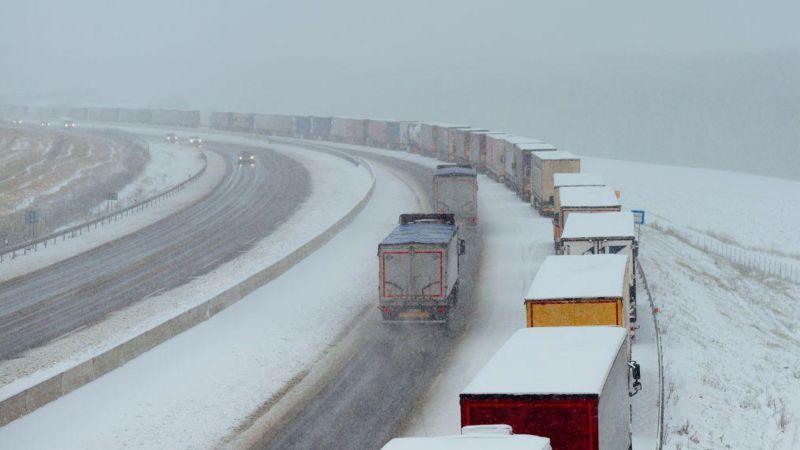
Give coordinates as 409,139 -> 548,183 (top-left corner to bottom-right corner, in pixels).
188,136 -> 203,147
63,119 -> 76,128
11,119 -> 23,125
165,133 -> 178,143
40,120 -> 52,127
237,151 -> 256,166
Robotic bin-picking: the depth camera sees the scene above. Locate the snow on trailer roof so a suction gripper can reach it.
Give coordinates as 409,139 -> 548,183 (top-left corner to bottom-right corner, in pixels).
382,435 -> 551,450
532,150 -> 578,160
461,326 -> 627,395
526,254 -> 628,300
561,212 -> 635,240
380,222 -> 457,246
553,173 -> 605,187
559,185 -> 620,208
504,135 -> 544,144
517,142 -> 557,151
435,165 -> 477,177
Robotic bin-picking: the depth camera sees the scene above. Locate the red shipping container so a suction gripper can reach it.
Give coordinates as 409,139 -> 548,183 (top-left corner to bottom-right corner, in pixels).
460,327 -> 632,450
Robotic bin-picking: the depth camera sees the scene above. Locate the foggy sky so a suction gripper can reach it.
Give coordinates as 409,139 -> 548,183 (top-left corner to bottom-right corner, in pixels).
3,0 -> 798,103
1,1 -> 799,179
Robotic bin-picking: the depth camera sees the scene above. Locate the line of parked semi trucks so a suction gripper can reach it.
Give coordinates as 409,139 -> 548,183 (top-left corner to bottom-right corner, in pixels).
2,105 -> 645,449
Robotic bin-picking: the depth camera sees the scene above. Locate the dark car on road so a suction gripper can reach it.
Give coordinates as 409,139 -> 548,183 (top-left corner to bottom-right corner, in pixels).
238,151 -> 255,166
165,133 -> 178,143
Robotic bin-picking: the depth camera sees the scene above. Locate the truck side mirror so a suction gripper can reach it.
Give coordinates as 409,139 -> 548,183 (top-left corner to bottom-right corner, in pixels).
459,239 -> 466,255
628,361 -> 642,397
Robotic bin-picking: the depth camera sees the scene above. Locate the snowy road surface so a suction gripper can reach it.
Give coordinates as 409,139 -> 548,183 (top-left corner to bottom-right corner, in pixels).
256,147 -> 475,450
399,175 -> 554,436
1,146 -> 221,283
0,142 -> 309,359
0,157 -> 416,449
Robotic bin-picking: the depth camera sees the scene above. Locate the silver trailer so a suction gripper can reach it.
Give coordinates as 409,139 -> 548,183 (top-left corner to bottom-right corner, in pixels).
434,164 -> 479,226
378,214 -> 465,322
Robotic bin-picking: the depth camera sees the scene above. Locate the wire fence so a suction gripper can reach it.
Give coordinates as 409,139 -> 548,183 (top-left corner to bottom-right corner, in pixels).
688,234 -> 800,285
0,152 -> 207,264
637,257 -> 666,450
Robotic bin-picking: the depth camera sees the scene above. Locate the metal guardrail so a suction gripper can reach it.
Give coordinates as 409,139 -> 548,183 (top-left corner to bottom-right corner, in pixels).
637,256 -> 665,450
0,150 -> 208,263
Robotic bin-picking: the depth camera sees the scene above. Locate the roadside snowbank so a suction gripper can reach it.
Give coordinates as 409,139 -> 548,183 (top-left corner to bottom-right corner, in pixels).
107,141 -> 205,207
0,161 -> 409,450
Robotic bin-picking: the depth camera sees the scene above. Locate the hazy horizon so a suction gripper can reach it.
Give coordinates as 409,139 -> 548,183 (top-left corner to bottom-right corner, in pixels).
2,1 -> 798,179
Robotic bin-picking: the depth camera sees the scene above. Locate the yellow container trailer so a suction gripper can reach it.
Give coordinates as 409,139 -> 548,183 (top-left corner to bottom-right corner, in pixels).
524,254 -> 631,330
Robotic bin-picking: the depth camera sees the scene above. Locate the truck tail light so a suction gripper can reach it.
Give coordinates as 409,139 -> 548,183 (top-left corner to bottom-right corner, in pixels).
382,306 -> 392,314
437,306 -> 447,315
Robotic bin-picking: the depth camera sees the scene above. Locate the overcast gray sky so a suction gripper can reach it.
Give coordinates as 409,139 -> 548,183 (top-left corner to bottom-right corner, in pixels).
2,0 -> 799,101
2,1 -> 798,178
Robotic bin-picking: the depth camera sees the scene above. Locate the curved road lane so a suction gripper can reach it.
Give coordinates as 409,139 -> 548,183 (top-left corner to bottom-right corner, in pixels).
258,141 -> 482,450
0,141 -> 310,359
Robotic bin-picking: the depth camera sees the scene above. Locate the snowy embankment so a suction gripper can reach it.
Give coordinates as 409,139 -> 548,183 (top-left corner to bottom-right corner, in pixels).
582,158 -> 800,449
0,155 -> 406,450
0,144 -> 218,283
93,141 -> 206,211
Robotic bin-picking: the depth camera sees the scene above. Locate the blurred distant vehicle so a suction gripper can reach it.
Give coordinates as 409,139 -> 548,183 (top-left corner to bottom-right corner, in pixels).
63,119 -> 76,128
11,119 -> 23,125
237,151 -> 255,166
165,133 -> 178,143
188,136 -> 203,147
40,120 -> 52,127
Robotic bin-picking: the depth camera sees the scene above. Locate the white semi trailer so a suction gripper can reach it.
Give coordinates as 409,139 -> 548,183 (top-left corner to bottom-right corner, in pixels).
433,164 -> 478,226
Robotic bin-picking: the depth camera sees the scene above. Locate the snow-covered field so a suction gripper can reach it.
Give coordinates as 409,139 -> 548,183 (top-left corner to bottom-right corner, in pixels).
0,128 -> 148,241
0,157 -> 407,449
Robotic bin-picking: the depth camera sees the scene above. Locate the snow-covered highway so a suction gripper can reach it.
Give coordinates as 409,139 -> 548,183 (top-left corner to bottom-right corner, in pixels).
0,139 -> 309,359
0,147 -> 418,449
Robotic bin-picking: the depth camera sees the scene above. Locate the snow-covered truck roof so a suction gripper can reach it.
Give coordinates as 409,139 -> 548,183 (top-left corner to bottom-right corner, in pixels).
553,173 -> 605,188
561,211 -> 635,240
517,142 -> 557,151
382,434 -> 551,450
558,185 -> 620,208
383,435 -> 551,450
380,222 -> 457,246
532,150 -> 578,161
461,326 -> 627,395
526,254 -> 629,300
503,135 -> 544,144
435,165 -> 477,177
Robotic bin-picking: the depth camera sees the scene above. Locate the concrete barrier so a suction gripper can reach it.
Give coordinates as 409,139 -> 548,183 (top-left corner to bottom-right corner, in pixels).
0,153 -> 376,427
